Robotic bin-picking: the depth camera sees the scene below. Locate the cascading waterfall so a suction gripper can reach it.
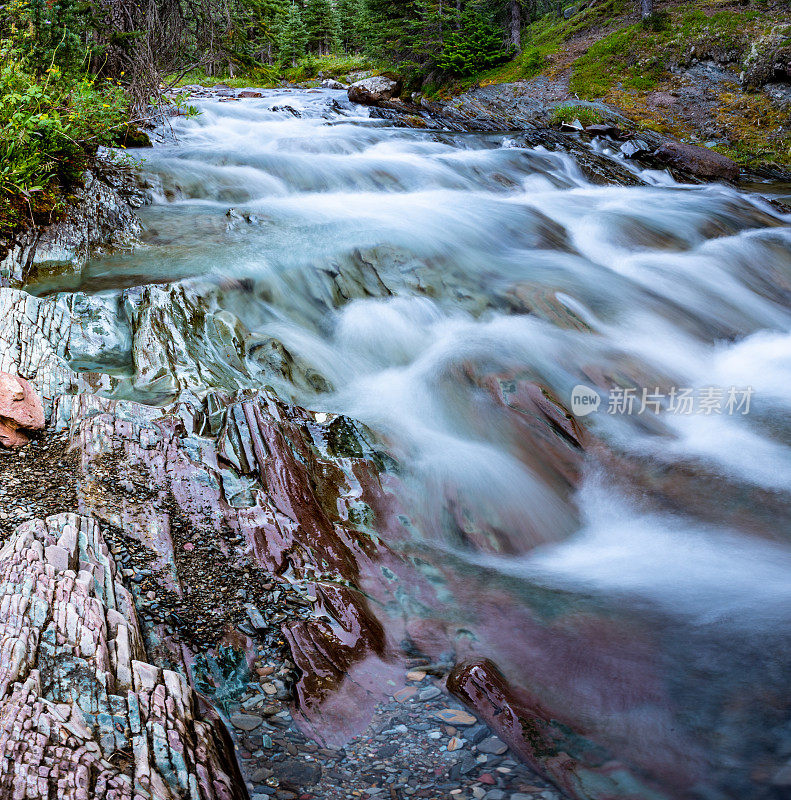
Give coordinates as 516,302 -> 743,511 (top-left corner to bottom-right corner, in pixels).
33,88 -> 791,798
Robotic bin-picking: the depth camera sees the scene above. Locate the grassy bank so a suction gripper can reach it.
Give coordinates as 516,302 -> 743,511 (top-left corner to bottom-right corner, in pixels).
168,54 -> 376,90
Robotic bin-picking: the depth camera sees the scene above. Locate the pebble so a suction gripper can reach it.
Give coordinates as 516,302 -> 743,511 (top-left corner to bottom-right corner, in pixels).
434,709 -> 476,726
230,713 -> 263,731
447,737 -> 464,751
182,542 -> 194,551
477,737 -> 508,755
394,687 -> 417,702
484,791 -> 505,800
463,724 -> 489,745
406,670 -> 426,681
418,686 -> 441,701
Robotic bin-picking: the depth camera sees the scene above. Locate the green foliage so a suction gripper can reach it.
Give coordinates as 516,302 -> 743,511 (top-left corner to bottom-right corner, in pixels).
283,52 -> 372,82
437,4 -> 512,76
570,25 -> 663,97
166,92 -> 201,117
0,49 -> 129,235
1,0 -> 94,77
302,0 -> 337,55
521,46 -> 545,77
335,0 -> 367,52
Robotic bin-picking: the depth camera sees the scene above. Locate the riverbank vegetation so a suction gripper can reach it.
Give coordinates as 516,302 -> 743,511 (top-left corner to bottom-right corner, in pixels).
0,3 -> 132,238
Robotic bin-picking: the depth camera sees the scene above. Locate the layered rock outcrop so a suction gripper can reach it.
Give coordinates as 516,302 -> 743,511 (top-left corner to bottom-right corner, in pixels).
0,512 -> 245,799
0,167 -> 143,288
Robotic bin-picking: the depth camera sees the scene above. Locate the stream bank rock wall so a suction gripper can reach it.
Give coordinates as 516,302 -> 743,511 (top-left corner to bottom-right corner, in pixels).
0,166 -> 143,289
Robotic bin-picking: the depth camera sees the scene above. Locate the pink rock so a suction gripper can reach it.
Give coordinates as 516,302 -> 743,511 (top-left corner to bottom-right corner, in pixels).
0,373 -> 44,448
183,543 -> 195,552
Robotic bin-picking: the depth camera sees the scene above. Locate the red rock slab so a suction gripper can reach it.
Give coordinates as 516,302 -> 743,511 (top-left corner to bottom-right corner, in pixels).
0,372 -> 45,448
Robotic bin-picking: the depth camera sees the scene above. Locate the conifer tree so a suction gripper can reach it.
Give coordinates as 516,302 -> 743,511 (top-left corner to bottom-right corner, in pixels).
436,1 -> 509,76
277,2 -> 309,65
335,0 -> 365,52
303,0 -> 336,55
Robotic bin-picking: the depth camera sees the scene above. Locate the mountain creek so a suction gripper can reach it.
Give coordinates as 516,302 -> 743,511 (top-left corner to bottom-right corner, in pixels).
0,86 -> 790,800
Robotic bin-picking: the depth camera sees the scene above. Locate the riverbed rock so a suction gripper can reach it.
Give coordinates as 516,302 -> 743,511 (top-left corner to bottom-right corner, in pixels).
0,373 -> 44,447
447,658 -> 672,800
348,76 -> 402,106
654,141 -> 740,182
584,123 -> 623,138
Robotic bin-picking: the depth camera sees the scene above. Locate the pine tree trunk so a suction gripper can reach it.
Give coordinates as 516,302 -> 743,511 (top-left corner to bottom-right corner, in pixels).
640,0 -> 652,19
509,0 -> 521,49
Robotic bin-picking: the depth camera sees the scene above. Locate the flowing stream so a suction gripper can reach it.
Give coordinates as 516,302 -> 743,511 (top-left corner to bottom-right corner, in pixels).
31,89 -> 791,797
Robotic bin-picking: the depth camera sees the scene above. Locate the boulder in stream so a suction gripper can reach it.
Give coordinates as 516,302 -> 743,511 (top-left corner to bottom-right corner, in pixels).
654,141 -> 740,182
321,78 -> 348,90
348,76 -> 402,105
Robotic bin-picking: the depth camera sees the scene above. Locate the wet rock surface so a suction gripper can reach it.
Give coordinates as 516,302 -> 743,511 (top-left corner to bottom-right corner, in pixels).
0,167 -> 143,288
654,141 -> 740,182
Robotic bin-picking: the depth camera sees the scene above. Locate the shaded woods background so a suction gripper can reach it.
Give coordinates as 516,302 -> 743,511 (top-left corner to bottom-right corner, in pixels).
0,0 -> 578,109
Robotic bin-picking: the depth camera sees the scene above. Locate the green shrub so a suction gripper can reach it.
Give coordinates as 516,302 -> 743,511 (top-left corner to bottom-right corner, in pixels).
570,25 -> 663,97
0,47 -> 129,235
521,46 -> 546,78
550,105 -> 604,126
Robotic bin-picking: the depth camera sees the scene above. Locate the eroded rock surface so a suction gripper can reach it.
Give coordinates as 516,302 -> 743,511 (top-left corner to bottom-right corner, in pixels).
0,167 -> 142,288
0,512 -> 245,799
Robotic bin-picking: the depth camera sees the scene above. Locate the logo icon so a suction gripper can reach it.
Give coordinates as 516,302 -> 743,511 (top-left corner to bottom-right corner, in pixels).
570,384 -> 600,416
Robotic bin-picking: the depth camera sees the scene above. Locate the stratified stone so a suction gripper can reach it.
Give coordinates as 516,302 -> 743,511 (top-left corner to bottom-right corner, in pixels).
0,513 -> 246,800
